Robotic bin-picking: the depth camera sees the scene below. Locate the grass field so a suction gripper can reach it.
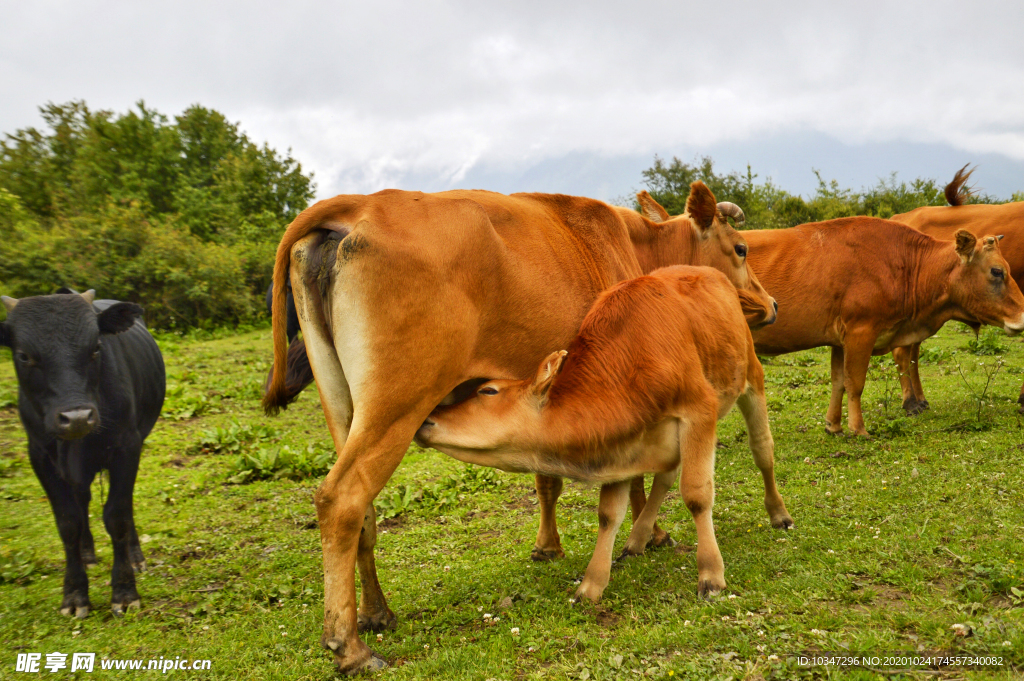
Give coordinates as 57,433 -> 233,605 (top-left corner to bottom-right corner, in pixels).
1,323 -> 1022,680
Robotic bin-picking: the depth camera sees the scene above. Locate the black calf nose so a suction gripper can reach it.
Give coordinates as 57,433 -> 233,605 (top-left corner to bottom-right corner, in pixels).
57,408 -> 98,440
773,300 -> 779,313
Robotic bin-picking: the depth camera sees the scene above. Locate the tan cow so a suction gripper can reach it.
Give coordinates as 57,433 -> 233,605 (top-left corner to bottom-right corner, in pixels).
891,166 -> 1024,412
417,265 -> 776,602
262,185 -> 779,674
739,215 -> 1024,436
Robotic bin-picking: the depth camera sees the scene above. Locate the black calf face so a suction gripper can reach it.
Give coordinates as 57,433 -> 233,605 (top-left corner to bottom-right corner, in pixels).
1,294 -> 141,440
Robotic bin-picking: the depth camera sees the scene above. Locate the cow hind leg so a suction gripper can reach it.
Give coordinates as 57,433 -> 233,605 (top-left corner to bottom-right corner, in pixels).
573,480 -> 631,603
842,332 -> 876,437
736,383 -> 793,529
825,346 -> 845,435
316,416 -> 423,675
356,503 -> 396,633
678,400 -> 725,598
627,476 -> 674,550
532,474 -> 566,561
894,344 -> 928,415
620,468 -> 678,557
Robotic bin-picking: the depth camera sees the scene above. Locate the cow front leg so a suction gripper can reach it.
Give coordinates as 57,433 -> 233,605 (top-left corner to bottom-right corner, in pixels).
621,468 -> 678,557
679,401 -> 725,598
104,445 -> 142,614
356,503 -> 396,633
29,447 -> 90,617
573,480 -> 630,603
75,483 -> 97,567
825,346 -> 845,434
736,376 -> 793,529
842,332 -> 877,437
628,476 -> 674,550
128,522 -> 146,572
531,474 -> 565,561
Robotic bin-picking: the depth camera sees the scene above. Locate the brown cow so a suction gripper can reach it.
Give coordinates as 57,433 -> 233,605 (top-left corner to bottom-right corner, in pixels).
738,215 -> 1024,436
891,166 -> 1024,413
262,185 -> 778,674
417,265 -> 776,602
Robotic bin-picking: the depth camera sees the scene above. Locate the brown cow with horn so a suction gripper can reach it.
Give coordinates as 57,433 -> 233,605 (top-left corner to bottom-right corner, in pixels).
890,165 -> 1024,414
262,184 -> 786,674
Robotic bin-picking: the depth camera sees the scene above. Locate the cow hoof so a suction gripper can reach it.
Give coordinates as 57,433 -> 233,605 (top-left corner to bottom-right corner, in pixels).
61,605 -> 90,619
572,583 -> 604,604
696,580 -> 724,600
530,546 -> 565,562
825,426 -> 843,436
111,599 -> 141,616
648,532 -> 676,549
903,399 -> 926,416
357,608 -> 397,633
771,515 -> 795,530
616,547 -> 644,562
132,560 -> 147,573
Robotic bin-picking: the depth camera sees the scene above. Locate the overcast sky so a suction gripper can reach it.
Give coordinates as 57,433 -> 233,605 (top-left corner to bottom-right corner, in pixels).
3,0 -> 1023,201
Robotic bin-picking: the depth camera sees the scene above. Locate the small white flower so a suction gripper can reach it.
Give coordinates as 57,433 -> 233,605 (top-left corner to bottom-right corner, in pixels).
757,630 -> 765,637
528,646 -> 535,652
722,615 -> 730,621
511,627 -> 520,636
803,457 -> 811,464
377,633 -> 383,642
827,549 -> 835,554
202,625 -> 210,630
756,644 -> 766,652
423,644 -> 430,650
727,594 -> 737,599
768,654 -> 779,661
279,625 -> 285,629
684,620 -> 692,626
1003,641 -> 1012,647
444,565 -> 451,572
483,613 -> 492,620
825,491 -> 831,496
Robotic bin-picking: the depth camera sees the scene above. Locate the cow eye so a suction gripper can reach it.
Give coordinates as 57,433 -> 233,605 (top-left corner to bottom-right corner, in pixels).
991,267 -> 1005,279
478,387 -> 499,396
15,351 -> 34,366
734,244 -> 748,258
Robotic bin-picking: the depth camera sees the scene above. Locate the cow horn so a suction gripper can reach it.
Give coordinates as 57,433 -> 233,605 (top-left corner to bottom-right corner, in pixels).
717,202 -> 746,228
81,290 -> 96,304
1,296 -> 17,313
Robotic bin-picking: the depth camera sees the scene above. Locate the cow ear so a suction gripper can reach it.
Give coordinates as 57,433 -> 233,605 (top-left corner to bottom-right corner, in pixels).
97,302 -> 143,334
685,181 -> 718,234
955,229 -> 977,262
636,191 -> 670,223
531,350 -> 568,400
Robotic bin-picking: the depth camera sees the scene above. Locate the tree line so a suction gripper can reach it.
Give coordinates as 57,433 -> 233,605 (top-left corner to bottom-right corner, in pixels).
2,102 -> 1021,330
0,101 -> 314,329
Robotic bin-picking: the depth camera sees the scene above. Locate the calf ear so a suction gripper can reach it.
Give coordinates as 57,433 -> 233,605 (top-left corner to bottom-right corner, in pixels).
685,181 -> 718,235
531,350 -> 568,400
636,191 -> 670,223
954,229 -> 977,262
97,302 -> 144,334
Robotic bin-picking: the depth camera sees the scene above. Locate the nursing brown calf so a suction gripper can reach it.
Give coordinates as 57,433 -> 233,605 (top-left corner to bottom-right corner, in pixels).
418,266 -> 779,602
891,166 -> 1024,413
743,217 -> 1024,436
262,185 -> 775,674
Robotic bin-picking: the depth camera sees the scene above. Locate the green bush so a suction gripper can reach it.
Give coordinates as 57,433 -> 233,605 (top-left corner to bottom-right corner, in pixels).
0,101 -> 314,330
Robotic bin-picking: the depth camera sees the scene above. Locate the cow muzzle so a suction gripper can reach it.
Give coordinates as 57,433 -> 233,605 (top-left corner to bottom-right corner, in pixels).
56,407 -> 98,440
1004,313 -> 1024,336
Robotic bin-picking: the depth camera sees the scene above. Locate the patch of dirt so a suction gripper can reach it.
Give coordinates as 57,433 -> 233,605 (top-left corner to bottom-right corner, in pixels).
378,516 -> 404,531
594,607 -> 621,628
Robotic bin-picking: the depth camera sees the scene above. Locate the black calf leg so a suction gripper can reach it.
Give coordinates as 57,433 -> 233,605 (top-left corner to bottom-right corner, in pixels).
75,483 -> 97,567
104,451 -> 141,614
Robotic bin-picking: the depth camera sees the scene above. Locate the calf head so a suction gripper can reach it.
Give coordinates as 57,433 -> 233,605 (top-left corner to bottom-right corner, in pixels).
1,291 -> 143,440
417,351 -> 566,455
637,183 -> 777,326
948,231 -> 1024,335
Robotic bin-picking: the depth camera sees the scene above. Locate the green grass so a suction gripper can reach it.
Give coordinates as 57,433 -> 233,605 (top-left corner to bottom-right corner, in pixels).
1,323 -> 1022,679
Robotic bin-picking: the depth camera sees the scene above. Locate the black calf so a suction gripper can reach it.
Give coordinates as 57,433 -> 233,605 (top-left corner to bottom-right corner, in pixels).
1,290 -> 165,618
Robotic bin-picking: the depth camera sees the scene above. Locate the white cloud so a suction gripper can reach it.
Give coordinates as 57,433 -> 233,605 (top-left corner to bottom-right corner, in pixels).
2,0 -> 1022,197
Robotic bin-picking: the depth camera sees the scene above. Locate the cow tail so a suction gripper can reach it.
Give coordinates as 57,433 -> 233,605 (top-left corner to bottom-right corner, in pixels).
263,232 -> 296,415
